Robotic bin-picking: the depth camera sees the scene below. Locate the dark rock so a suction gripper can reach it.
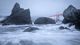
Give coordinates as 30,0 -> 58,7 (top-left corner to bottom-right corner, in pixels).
1,3 -> 32,25
6,42 -> 13,45
59,26 -> 70,30
62,5 -> 80,30
23,27 -> 39,32
62,5 -> 77,24
34,17 -> 56,24
62,18 -> 70,24
59,26 -> 65,30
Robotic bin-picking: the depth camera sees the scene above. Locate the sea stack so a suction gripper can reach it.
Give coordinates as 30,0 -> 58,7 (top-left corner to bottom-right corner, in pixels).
1,3 -> 32,25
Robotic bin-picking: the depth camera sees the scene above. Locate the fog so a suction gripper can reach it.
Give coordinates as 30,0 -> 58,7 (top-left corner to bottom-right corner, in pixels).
0,0 -> 80,17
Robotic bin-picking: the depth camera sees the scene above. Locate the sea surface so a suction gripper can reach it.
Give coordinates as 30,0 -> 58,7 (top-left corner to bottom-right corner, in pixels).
0,16 -> 80,45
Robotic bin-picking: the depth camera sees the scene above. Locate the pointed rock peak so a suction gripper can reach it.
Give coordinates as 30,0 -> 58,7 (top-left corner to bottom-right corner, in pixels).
12,2 -> 20,12
68,5 -> 76,9
69,5 -> 74,7
14,2 -> 20,8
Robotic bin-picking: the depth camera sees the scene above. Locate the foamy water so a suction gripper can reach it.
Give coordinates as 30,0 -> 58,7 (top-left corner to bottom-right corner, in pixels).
0,24 -> 80,45
0,16 -> 80,45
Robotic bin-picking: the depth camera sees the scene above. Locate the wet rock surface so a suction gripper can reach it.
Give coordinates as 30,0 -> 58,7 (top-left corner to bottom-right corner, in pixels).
62,5 -> 80,30
34,17 -> 56,24
24,27 -> 39,32
1,3 -> 32,25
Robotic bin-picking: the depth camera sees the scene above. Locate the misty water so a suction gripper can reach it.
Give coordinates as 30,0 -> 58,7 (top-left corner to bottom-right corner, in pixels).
0,16 -> 80,45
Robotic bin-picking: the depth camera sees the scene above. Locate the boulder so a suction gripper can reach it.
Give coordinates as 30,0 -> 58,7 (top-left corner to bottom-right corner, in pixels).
12,3 -> 20,14
23,27 -> 39,32
1,3 -> 32,25
34,17 -> 56,24
59,26 -> 65,30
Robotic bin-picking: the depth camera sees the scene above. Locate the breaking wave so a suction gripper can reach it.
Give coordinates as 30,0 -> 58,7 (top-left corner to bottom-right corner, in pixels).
0,16 -> 80,45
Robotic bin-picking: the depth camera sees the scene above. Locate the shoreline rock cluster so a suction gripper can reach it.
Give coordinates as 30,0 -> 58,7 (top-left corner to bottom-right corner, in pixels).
0,3 -> 32,25
0,3 -> 56,25
0,3 -> 80,31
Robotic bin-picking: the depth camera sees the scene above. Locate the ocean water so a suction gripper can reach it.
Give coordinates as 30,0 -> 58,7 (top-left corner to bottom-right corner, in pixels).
0,16 -> 80,45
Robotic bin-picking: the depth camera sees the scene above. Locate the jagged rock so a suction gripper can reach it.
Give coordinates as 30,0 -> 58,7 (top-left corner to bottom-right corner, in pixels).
62,5 -> 80,30
62,5 -> 77,24
62,18 -> 70,24
34,17 -> 56,24
1,3 -> 32,25
59,26 -> 65,30
23,27 -> 39,32
0,41 -> 2,45
12,3 -> 20,14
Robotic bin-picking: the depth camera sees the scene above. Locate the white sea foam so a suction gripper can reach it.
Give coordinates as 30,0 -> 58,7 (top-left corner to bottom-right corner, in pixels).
0,24 -> 80,45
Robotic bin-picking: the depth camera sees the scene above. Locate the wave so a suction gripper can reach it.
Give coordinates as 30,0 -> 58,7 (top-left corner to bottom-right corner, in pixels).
0,24 -> 80,45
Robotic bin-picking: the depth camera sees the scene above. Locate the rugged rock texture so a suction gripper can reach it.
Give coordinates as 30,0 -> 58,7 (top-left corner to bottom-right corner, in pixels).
34,17 -> 56,24
62,5 -> 80,30
62,5 -> 77,24
1,3 -> 32,25
74,10 -> 80,30
24,27 -> 39,32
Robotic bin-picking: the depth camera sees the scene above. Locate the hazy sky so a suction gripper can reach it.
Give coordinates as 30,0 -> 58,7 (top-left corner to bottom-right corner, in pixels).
0,0 -> 80,17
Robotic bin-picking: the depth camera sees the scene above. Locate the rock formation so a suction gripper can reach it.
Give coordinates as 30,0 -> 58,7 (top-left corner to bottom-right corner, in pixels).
62,5 -> 80,30
34,17 -> 56,24
1,3 -> 32,25
24,27 -> 39,32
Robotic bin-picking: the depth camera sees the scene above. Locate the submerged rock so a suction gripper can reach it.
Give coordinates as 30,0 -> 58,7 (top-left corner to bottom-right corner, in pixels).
24,27 -> 39,32
59,26 -> 70,30
34,17 -> 56,24
1,3 -> 32,25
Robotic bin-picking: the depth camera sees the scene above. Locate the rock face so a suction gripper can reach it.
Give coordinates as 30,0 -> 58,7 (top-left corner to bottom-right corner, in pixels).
62,5 -> 80,30
62,5 -> 77,24
1,3 -> 32,25
74,10 -> 80,30
23,27 -> 39,32
34,17 -> 56,24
